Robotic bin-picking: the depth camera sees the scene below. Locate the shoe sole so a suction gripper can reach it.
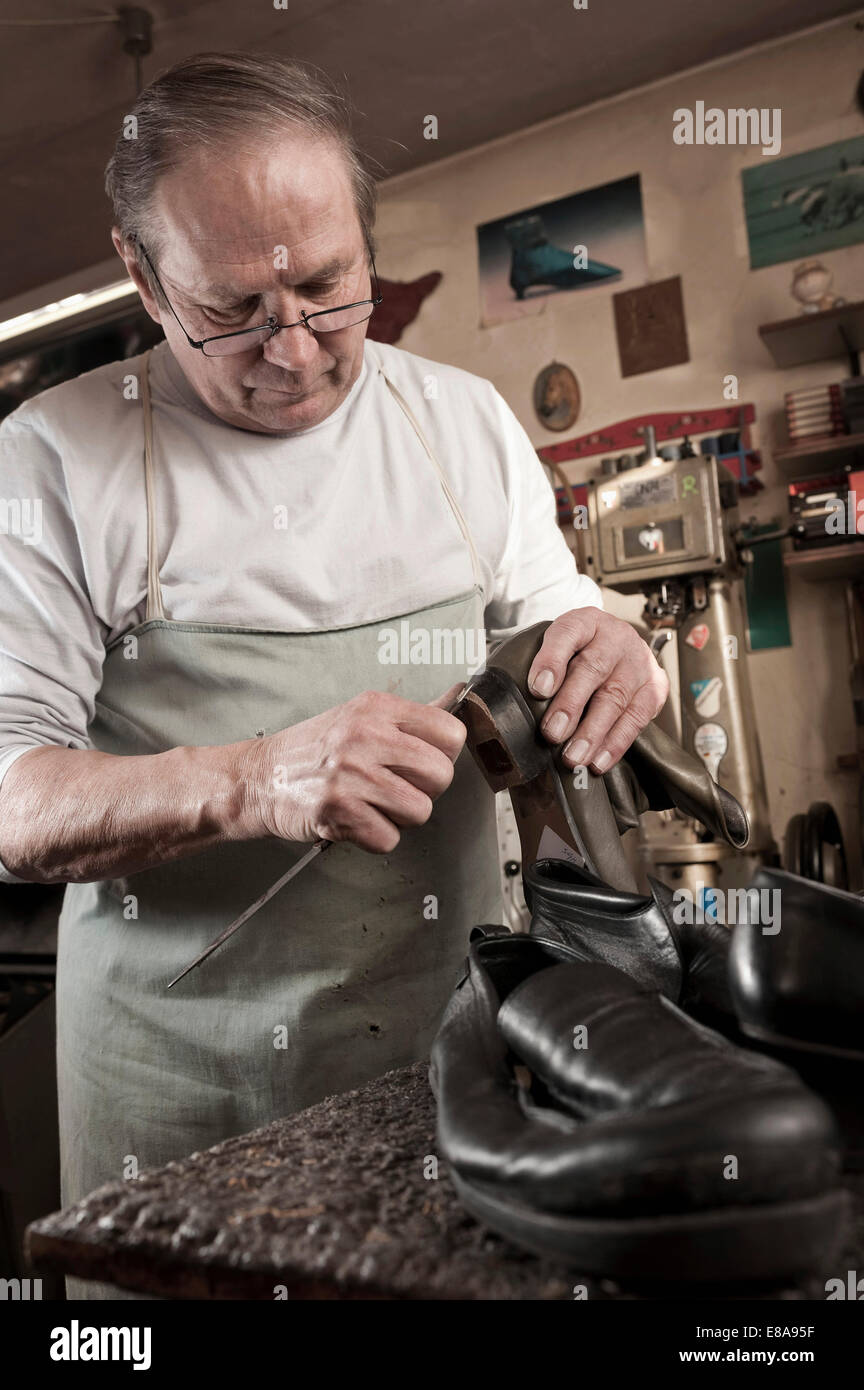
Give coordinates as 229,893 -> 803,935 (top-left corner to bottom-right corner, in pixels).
451,1169 -> 850,1284
740,1019 -> 864,1064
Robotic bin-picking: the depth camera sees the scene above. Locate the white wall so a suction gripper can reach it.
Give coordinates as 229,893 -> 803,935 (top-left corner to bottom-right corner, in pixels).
375,13 -> 864,881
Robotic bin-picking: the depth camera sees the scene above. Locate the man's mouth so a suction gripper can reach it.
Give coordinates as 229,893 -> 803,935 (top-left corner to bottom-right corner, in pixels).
249,383 -> 315,397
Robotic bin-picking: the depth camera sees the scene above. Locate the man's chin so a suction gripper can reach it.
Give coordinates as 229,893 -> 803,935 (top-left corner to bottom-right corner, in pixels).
243,385 -> 332,434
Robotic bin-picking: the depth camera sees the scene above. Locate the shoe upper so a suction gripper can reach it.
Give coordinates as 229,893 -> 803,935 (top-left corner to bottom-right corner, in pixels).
485,619 -> 750,851
524,857 -> 735,1023
526,857 -> 864,1059
524,857 -> 682,995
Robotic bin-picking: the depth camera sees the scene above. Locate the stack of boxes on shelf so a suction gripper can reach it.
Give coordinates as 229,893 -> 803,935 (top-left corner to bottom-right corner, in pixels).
782,380 -> 864,550
784,379 -> 864,444
785,384 -> 845,443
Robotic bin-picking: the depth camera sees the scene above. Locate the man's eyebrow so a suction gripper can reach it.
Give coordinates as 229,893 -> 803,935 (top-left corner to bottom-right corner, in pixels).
198,285 -> 257,305
199,258 -> 351,304
297,258 -> 350,280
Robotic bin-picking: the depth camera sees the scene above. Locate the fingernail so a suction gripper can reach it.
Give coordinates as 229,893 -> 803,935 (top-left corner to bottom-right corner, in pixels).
543,711 -> 569,742
593,749 -> 612,772
530,668 -> 555,698
564,738 -> 589,765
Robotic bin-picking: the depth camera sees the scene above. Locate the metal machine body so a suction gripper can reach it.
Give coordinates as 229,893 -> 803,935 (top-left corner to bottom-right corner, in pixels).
585,453 -> 738,590
677,578 -> 774,857
584,445 -> 775,883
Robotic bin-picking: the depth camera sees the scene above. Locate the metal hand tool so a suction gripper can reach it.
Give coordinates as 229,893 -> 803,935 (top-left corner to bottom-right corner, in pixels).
167,838 -> 331,989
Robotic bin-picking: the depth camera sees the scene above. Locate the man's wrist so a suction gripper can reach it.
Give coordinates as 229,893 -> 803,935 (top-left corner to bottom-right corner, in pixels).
228,734 -> 278,841
169,738 -> 272,845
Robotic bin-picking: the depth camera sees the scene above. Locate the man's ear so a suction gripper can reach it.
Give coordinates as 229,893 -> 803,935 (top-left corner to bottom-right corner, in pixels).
111,227 -> 163,326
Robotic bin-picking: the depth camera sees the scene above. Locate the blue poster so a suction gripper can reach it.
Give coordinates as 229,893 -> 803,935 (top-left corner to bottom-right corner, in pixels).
741,135 -> 864,269
477,175 -> 647,326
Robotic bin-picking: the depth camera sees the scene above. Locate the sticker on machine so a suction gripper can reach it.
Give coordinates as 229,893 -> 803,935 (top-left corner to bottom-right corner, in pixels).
693,721 -> 728,780
690,676 -> 723,718
637,525 -> 664,553
685,623 -> 710,651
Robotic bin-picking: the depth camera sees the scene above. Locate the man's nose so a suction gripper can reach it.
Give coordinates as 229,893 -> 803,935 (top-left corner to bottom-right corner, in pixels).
261,309 -> 320,370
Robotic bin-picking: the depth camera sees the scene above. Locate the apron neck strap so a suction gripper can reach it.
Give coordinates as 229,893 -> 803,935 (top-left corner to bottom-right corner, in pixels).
141,349 -> 166,622
381,370 -> 484,594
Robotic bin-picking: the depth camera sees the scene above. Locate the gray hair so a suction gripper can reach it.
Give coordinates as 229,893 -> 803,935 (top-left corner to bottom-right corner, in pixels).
105,52 -> 379,294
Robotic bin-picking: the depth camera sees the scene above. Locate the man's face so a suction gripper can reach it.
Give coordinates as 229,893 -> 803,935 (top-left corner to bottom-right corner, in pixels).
115,134 -> 372,435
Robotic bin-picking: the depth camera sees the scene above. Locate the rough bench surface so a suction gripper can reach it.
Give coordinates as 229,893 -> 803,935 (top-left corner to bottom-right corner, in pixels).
27,1063 -> 863,1300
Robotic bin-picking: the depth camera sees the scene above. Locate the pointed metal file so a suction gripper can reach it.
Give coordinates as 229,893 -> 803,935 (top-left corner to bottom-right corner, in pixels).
167,839 -> 331,989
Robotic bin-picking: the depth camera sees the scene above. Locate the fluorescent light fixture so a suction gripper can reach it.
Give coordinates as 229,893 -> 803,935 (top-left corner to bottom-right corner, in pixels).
0,278 -> 138,346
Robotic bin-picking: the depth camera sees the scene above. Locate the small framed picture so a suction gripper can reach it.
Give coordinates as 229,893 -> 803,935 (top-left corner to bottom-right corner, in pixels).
533,362 -> 581,432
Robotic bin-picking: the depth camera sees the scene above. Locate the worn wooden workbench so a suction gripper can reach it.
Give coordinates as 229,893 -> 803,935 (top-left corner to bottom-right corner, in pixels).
26,1063 -> 863,1300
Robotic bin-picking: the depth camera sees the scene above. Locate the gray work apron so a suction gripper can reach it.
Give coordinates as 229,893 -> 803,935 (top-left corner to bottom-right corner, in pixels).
57,351 -> 501,1298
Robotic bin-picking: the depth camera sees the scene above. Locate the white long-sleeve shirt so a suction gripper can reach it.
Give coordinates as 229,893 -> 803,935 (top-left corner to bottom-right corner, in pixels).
0,336 -> 600,880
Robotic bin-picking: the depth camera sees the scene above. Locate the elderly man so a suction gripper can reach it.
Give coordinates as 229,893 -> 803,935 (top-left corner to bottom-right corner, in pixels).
0,54 -> 666,1296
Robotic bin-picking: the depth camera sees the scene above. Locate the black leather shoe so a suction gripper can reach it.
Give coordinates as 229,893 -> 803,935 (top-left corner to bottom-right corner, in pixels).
730,866 -> 864,1059
524,857 -> 735,1028
429,929 -> 847,1282
728,866 -> 864,1167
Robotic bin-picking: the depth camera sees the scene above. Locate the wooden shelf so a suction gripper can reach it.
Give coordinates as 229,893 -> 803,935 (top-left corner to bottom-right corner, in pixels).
783,542 -> 864,583
759,300 -> 864,371
772,432 -> 864,478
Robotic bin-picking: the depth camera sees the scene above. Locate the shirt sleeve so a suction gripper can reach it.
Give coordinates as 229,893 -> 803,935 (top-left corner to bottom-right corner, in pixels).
483,386 -> 602,645
0,413 -> 106,882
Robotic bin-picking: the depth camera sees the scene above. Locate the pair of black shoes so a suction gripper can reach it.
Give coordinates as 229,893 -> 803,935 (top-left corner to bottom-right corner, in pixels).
429,859 -> 861,1284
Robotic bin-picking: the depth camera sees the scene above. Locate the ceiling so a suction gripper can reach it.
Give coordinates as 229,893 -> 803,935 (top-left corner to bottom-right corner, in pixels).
0,0 -> 859,303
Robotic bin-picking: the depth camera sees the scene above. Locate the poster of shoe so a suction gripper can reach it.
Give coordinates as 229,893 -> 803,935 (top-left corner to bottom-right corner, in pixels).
477,174 -> 647,327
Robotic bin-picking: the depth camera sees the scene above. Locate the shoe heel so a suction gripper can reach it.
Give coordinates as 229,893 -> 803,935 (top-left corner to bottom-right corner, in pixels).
455,669 -> 636,888
453,668 -> 548,792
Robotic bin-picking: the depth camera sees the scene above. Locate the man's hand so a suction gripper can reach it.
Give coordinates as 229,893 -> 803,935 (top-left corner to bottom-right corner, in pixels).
0,687 -> 467,884
527,609 -> 668,772
251,687 -> 467,854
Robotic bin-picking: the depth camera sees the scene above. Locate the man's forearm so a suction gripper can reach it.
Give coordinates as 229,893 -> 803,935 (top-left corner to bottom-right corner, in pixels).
0,741 -> 266,884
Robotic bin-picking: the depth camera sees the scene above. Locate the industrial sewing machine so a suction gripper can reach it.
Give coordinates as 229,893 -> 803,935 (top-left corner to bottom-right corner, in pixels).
581,428 -> 776,897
